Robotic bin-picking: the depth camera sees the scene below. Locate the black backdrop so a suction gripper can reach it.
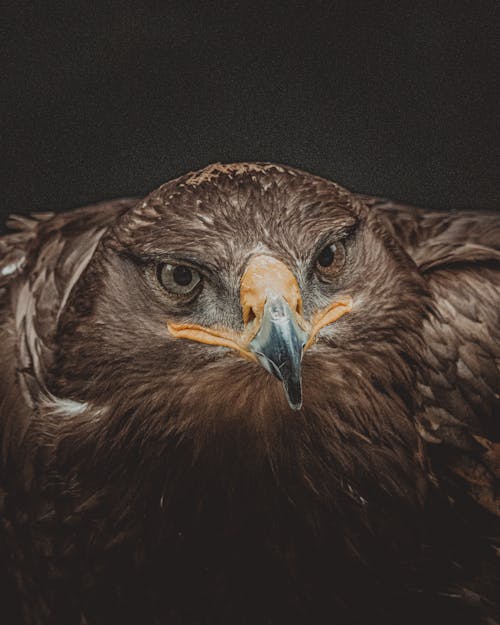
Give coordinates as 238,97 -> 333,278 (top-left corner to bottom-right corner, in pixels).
2,1 -> 500,232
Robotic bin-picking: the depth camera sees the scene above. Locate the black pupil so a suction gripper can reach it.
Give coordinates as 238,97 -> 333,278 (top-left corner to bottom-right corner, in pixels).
317,245 -> 335,267
173,265 -> 193,286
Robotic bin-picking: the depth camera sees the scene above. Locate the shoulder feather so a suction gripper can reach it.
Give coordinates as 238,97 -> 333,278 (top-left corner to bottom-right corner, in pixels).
359,195 -> 500,516
1,198 -> 138,409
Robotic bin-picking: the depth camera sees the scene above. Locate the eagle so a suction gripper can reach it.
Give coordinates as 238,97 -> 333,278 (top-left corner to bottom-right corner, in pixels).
0,162 -> 499,625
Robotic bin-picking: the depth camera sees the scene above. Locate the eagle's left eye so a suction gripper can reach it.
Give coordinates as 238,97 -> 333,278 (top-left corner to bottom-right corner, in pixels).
315,242 -> 346,277
157,263 -> 201,295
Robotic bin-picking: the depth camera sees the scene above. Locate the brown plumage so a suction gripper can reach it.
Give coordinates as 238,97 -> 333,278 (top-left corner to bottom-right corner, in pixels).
0,163 -> 498,625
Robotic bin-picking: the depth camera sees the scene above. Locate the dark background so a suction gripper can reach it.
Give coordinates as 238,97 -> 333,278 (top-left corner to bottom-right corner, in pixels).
2,1 -> 500,232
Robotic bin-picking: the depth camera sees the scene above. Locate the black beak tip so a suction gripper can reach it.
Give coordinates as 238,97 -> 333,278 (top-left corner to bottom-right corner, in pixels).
255,354 -> 303,410
287,398 -> 303,411
284,382 -> 303,411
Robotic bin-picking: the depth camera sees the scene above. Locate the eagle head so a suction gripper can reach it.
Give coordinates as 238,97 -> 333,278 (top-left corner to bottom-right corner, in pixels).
52,163 -> 430,523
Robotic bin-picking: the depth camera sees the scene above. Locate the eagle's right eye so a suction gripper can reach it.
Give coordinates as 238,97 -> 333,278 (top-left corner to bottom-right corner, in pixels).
157,263 -> 201,295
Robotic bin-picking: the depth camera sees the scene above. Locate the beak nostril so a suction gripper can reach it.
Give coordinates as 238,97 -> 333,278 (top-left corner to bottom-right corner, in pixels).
242,302 -> 258,326
246,307 -> 256,325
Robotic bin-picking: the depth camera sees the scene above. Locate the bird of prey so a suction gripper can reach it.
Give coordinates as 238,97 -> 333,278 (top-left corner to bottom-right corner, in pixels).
0,162 -> 499,625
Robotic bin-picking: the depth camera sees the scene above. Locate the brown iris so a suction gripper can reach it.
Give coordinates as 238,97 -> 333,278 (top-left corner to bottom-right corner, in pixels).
316,242 -> 346,277
158,263 -> 201,295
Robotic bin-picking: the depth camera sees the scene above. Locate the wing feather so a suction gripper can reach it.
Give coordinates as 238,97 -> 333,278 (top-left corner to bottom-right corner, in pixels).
362,196 -> 500,516
0,198 -> 138,461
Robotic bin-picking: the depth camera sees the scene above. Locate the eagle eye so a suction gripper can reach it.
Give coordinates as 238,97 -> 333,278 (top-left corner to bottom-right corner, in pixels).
157,263 -> 201,295
315,242 -> 346,277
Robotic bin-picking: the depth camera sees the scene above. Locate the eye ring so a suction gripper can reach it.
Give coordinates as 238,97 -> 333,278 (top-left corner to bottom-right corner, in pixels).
315,241 -> 346,278
157,263 -> 201,295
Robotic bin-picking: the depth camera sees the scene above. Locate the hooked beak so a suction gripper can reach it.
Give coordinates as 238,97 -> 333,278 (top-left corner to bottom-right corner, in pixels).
167,255 -> 352,410
248,294 -> 307,410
